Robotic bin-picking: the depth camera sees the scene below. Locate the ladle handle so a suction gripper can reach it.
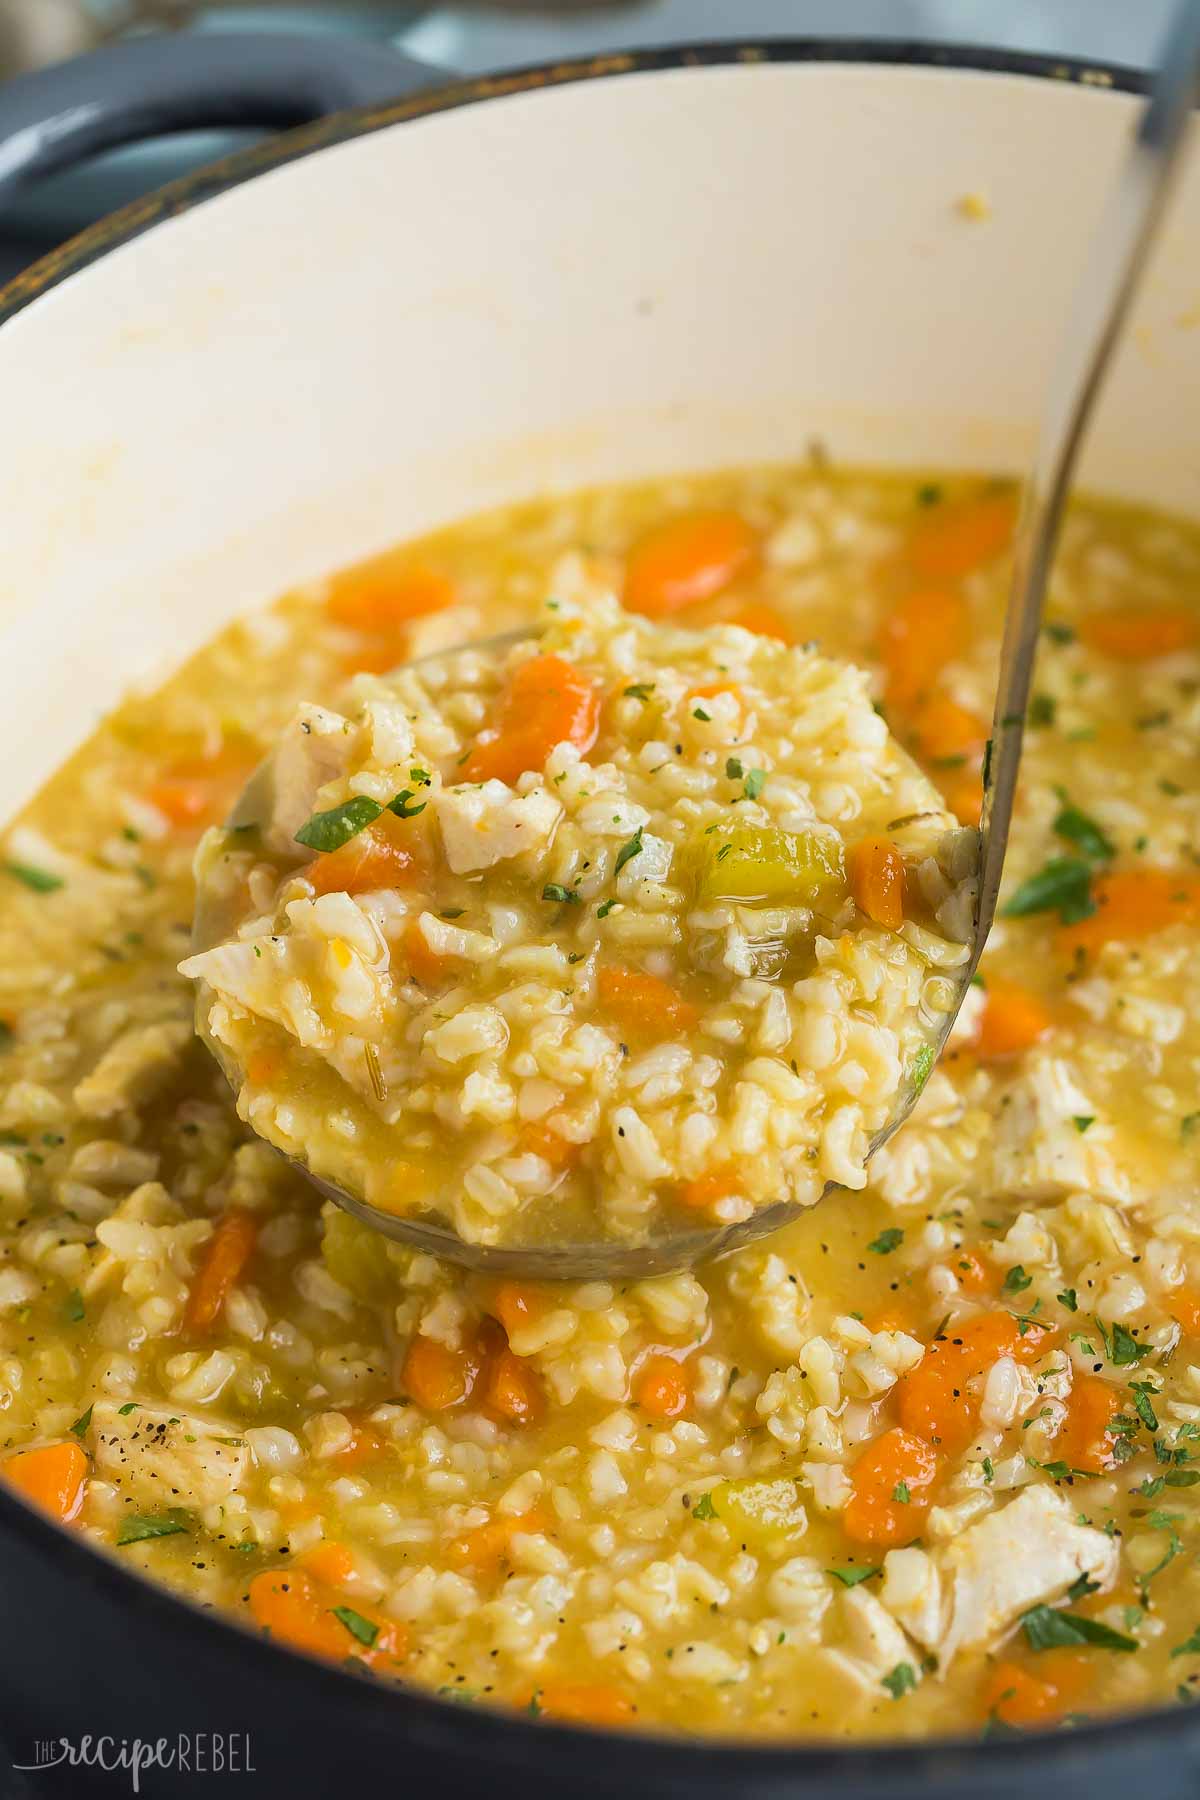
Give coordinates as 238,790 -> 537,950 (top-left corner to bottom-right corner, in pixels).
975,0 -> 1200,956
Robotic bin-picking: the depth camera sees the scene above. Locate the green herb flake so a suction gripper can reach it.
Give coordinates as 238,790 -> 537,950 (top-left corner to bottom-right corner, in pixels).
1044,621 -> 1076,645
624,683 -> 656,702
1054,805 -> 1115,864
1057,1288 -> 1078,1313
69,1405 -> 93,1439
692,1492 -> 718,1521
909,1043 -> 936,1094
827,1565 -> 881,1588
388,789 -> 427,820
725,757 -> 744,780
542,884 -> 580,905
596,899 -> 618,920
117,1512 -> 190,1547
742,769 -> 767,802
1021,1605 -> 1137,1654
982,1456 -> 995,1485
881,1662 -> 917,1700
1170,1626 -> 1200,1660
294,796 -> 382,853
692,706 -> 712,722
117,1402 -> 138,1416
1001,857 -> 1095,925
1002,1265 -> 1032,1295
1029,693 -> 1057,728
63,1288 -> 84,1324
892,1481 -> 911,1505
614,827 -> 645,876
331,1606 -> 379,1649
868,1227 -> 904,1256
1072,1116 -> 1095,1134
1131,1383 -> 1160,1434
5,861 -> 63,894
1182,1113 -> 1200,1140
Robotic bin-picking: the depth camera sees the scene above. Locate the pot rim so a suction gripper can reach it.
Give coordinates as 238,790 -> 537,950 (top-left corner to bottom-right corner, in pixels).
0,33 -> 1188,1780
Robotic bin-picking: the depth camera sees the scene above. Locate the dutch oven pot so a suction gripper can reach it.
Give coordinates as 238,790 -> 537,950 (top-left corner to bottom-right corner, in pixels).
1,31 -> 1200,1799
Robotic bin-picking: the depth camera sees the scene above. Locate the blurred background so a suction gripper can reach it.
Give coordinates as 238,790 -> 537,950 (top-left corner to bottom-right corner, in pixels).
0,0 -> 1179,284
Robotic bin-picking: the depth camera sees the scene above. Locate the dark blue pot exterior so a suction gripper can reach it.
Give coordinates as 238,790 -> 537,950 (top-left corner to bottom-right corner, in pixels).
2,32 -> 1200,1797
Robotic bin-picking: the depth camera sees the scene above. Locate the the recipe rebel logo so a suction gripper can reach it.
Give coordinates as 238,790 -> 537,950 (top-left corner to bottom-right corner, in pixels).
10,1734 -> 256,1792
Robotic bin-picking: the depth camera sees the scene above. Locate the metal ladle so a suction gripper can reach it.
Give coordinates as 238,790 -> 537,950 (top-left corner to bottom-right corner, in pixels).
193,1 -> 1200,1278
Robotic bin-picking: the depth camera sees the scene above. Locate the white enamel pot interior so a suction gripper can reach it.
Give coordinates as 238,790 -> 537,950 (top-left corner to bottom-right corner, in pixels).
2,51 -> 1199,828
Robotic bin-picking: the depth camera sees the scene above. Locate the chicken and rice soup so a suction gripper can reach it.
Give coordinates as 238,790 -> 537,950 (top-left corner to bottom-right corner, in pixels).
183,593 -> 974,1250
3,466 -> 1200,1740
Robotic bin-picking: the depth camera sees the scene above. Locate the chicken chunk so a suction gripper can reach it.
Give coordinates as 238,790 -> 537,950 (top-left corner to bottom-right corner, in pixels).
433,780 -> 561,874
264,703 -> 357,855
73,1020 -> 193,1120
91,1400 -> 248,1509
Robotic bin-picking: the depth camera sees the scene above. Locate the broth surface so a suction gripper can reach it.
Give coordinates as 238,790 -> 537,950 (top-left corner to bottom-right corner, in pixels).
3,465 -> 1200,1740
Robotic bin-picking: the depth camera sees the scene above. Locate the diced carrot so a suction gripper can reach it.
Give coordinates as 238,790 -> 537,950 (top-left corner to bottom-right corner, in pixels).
1059,869 -> 1200,957
895,1313 -> 1054,1452
685,679 -> 744,707
298,1541 -> 357,1588
2,1442 -> 88,1524
1170,1288 -> 1200,1336
400,1332 -> 482,1413
461,653 -> 600,786
942,769 -> 984,827
146,780 -> 219,828
906,488 -> 1018,582
633,1353 -> 691,1420
596,964 -> 699,1040
676,1165 -> 740,1212
517,1121 -> 582,1172
331,1415 -> 388,1470
842,1427 -> 940,1547
520,1683 -> 637,1727
1054,1374 -> 1121,1475
726,601 -> 793,642
624,510 -> 758,617
147,739 -> 258,832
911,695 -> 989,764
404,918 -> 451,988
479,1345 -> 544,1426
880,589 -> 969,710
981,1656 -> 1094,1729
303,808 -> 424,898
847,837 -> 906,931
952,1250 -> 1001,1297
975,979 -> 1053,1060
490,1282 -> 550,1338
1079,606 -> 1198,662
248,1569 -> 406,1672
865,1299 -> 922,1336
183,1208 -> 257,1334
325,553 -> 454,636
446,1505 -> 551,1574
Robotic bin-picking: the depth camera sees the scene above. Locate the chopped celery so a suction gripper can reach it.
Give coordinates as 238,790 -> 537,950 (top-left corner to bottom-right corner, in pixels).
708,1476 -> 808,1553
695,823 -> 845,907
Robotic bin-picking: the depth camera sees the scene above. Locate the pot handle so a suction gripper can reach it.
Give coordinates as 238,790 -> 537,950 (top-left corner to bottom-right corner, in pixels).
0,31 -> 446,204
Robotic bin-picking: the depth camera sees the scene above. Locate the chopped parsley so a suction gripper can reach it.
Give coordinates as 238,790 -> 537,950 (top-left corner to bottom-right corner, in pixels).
1029,693 -> 1057,728
725,757 -> 744,780
881,1662 -> 917,1699
868,1227 -> 904,1255
1170,1626 -> 1200,1660
69,1405 -> 93,1439
982,1456 -> 995,1484
1021,1605 -> 1137,1654
1053,804 -> 1114,864
63,1288 -> 84,1324
741,769 -> 767,802
1002,1265 -> 1032,1295
1057,1288 -> 1078,1313
4,861 -> 63,894
596,899 -> 618,919
294,795 -> 383,852
692,706 -> 712,722
892,1481 -> 911,1505
624,682 -> 655,702
1094,1316 -> 1153,1367
909,1043 -> 936,1093
117,1512 -> 190,1547
1001,856 -> 1095,925
1044,621 -> 1076,645
331,1606 -> 379,1649
542,884 -> 580,905
692,1492 -> 718,1521
827,1565 -> 881,1588
1072,1115 -> 1095,1134
614,827 -> 644,876
388,789 -> 427,820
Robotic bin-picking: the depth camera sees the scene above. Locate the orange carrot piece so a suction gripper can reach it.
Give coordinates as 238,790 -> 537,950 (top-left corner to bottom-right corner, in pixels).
596,964 -> 699,1041
517,1121 -> 582,1172
842,1427 -> 940,1547
633,1353 -> 691,1420
1059,869 -> 1200,957
880,589 -> 969,710
460,652 -> 600,788
982,1660 -> 1080,1730
1079,606 -> 1198,662
403,919 -> 452,988
491,1282 -> 550,1338
184,1208 -> 257,1334
325,554 -> 454,636
1055,1375 -> 1121,1475
911,695 -> 989,764
446,1505 -> 551,1573
479,1345 -> 544,1427
951,1250 -> 1001,1297
2,1442 -> 88,1523
1170,1288 -> 1200,1336
676,1165 -> 740,1212
298,1541 -> 357,1588
303,809 -> 423,898
624,510 -> 757,617
400,1332 -> 481,1413
847,837 -> 906,930
942,769 -> 984,828
248,1569 -> 406,1672
330,1416 -> 388,1470
906,488 -> 1018,582
975,979 -> 1054,1060
521,1683 -> 637,1727
895,1314 -> 1054,1452
726,601 -> 793,642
